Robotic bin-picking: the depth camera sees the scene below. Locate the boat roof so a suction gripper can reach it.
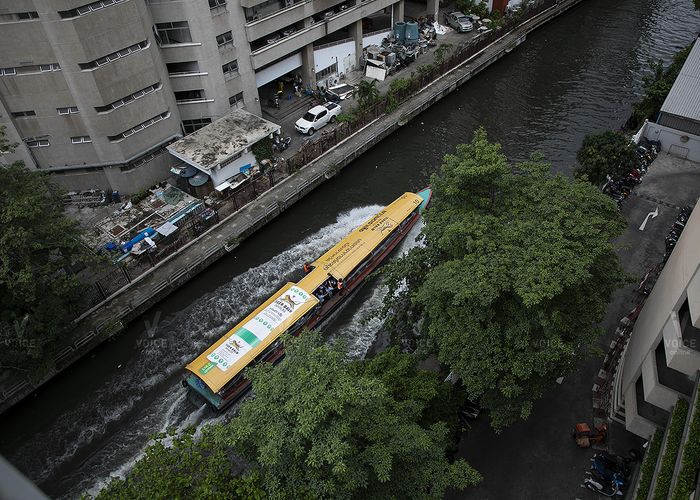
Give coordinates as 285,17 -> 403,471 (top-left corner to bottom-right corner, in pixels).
297,191 -> 423,292
185,282 -> 319,393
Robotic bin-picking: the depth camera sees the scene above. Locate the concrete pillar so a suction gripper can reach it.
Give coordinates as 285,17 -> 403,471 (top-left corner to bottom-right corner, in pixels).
349,19 -> 363,70
392,0 -> 404,24
301,43 -> 316,89
426,0 -> 438,21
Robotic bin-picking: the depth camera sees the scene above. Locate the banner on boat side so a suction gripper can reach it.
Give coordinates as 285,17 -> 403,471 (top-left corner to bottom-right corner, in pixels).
186,283 -> 318,392
203,285 -> 312,373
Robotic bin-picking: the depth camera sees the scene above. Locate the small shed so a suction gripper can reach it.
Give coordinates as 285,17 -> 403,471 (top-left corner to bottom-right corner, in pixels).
167,109 -> 280,189
658,39 -> 700,137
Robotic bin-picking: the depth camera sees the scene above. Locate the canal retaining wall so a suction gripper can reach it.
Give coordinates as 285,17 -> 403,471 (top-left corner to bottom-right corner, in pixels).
0,0 -> 586,415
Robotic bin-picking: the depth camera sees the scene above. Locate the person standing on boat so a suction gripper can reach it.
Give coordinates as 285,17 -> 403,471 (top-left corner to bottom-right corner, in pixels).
303,262 -> 311,273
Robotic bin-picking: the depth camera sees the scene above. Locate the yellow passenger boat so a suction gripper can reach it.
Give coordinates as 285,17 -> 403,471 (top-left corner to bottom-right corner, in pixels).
183,188 -> 432,410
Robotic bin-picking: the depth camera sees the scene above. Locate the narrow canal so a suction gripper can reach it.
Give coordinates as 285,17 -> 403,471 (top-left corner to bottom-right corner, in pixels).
1,0 -> 699,497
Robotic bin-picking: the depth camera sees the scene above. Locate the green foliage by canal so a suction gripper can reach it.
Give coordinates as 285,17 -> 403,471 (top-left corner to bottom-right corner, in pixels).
575,131 -> 639,186
628,43 -> 693,130
382,128 -> 626,430
94,333 -> 480,499
0,127 -> 92,376
94,429 -> 265,499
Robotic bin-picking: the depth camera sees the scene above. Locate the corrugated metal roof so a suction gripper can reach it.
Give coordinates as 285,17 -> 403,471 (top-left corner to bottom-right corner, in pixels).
660,38 -> 700,121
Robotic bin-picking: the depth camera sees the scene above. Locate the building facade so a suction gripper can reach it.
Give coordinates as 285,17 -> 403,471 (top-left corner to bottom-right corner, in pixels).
0,0 -> 405,193
611,203 -> 700,438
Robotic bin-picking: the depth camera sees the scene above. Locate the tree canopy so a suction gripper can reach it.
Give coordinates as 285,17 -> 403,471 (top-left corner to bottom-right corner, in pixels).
574,130 -> 638,185
0,132 -> 90,372
383,128 -> 626,429
216,332 -> 480,499
95,429 -> 264,500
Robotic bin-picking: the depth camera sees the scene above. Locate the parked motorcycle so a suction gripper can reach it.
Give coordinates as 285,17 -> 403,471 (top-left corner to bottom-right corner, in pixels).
272,134 -> 292,152
583,476 -> 624,498
267,94 -> 280,109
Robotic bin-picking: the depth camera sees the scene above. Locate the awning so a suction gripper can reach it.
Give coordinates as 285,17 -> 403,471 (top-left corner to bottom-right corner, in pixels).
189,172 -> 210,187
156,221 -> 178,237
214,180 -> 232,192
170,164 -> 198,178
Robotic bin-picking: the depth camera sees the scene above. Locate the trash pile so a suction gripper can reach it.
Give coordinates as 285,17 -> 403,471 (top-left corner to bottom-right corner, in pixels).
601,138 -> 660,208
63,189 -> 110,208
363,19 -> 443,80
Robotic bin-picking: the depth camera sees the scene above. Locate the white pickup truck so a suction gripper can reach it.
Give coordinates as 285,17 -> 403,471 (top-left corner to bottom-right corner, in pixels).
294,102 -> 342,135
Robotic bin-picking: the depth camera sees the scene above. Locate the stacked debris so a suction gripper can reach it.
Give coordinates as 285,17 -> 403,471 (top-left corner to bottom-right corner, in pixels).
363,19 -> 444,80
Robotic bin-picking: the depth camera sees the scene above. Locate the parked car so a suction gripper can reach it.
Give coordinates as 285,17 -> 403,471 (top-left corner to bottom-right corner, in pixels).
295,102 -> 342,135
444,11 -> 474,32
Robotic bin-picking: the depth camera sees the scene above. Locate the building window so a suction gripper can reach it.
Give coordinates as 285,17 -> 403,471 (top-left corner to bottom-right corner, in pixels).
209,0 -> 227,8
222,60 -> 238,79
95,83 -> 161,112
0,64 -> 61,76
40,63 -> 61,72
679,299 -> 700,352
17,11 -> 40,19
166,61 -> 200,76
71,136 -> 92,144
315,62 -> 337,81
57,106 -> 79,115
79,40 -> 149,70
229,92 -> 244,107
58,0 -> 128,19
0,11 -> 40,22
182,118 -> 212,134
155,22 -> 192,45
26,139 -> 50,148
11,110 -> 36,118
174,89 -> 205,103
108,111 -> 170,141
216,31 -> 234,48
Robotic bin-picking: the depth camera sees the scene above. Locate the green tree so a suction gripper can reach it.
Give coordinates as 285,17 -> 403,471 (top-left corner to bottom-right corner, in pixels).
355,79 -> 380,109
574,130 -> 638,185
0,132 -> 91,373
629,44 -> 692,129
217,332 -> 480,499
95,428 -> 265,500
383,128 -> 625,430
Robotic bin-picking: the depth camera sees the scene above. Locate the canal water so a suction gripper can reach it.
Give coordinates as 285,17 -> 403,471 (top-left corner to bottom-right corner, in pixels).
1,0 -> 699,497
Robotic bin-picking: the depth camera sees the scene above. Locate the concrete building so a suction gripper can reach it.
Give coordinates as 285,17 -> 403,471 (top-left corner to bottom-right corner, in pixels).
0,0 -> 407,193
167,108 -> 279,189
